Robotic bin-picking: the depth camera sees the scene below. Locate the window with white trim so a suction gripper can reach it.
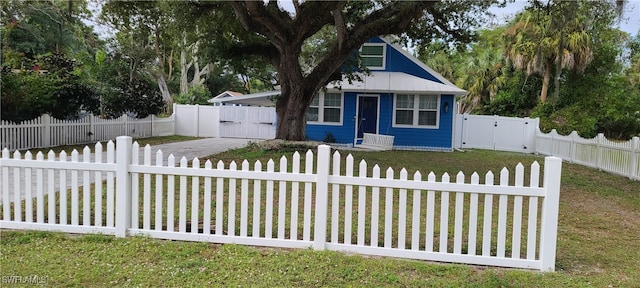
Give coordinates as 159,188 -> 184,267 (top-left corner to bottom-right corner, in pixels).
360,43 -> 386,69
307,92 -> 342,124
393,94 -> 439,127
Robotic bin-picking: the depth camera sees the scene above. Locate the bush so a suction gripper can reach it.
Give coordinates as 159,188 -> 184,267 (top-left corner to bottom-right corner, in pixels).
174,85 -> 212,105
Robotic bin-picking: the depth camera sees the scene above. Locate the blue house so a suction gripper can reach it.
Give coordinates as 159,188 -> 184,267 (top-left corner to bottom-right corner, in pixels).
306,36 -> 467,151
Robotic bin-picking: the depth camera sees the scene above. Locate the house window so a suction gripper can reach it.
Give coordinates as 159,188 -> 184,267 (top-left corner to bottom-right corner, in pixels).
360,44 -> 385,69
393,94 -> 439,128
307,92 -> 342,124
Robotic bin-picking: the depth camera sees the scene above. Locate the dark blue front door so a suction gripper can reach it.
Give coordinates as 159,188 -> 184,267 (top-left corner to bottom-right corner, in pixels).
357,96 -> 378,138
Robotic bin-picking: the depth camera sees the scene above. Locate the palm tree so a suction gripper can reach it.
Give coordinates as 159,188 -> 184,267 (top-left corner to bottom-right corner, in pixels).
503,5 -> 593,104
457,47 -> 507,112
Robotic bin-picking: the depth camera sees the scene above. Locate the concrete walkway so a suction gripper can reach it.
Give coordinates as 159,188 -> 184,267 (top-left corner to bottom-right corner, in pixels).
132,137 -> 256,162
1,138 -> 257,202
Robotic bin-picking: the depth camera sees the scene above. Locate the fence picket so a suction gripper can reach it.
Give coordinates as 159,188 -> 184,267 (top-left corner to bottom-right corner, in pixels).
2,149 -> 9,219
454,172 -> 465,254
59,151 -> 67,225
71,150 -> 80,226
131,143 -> 140,229
291,152 -> 300,240
527,162 -> 541,260
95,143 -> 103,226
398,169 -> 408,249
83,147 -> 91,226
167,155 -> 176,232
468,173 -> 479,255
155,150 -> 164,231
439,173 -> 450,253
278,156 -> 287,239
179,157 -> 188,233
358,160 -> 367,246
143,145 -> 152,230
303,151 -> 313,241
482,171 -> 494,256
12,151 -> 21,222
411,171 -> 421,250
203,160 -> 213,235
106,141 -> 115,227
497,168 -> 509,258
47,151 -> 56,224
345,155 -> 354,245
228,161 -> 237,236
425,172 -> 436,252
265,160 -> 274,238
36,152 -> 44,223
385,167 -> 394,248
331,151 -> 341,243
253,161 -> 263,238
240,160 -> 249,237
512,163 -> 524,259
24,151 -> 33,223
371,165 -> 381,248
192,158 -> 201,234
215,160 -> 224,235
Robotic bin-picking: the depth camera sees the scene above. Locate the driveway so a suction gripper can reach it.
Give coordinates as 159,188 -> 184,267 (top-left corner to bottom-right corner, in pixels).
1,138 -> 258,202
133,138 -> 256,162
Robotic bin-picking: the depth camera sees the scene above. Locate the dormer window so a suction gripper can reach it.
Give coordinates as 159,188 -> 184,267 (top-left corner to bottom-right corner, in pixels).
360,43 -> 386,70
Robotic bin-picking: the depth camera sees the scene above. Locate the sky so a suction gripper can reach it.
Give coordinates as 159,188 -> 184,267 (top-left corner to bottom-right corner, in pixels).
86,1 -> 640,40
489,0 -> 639,35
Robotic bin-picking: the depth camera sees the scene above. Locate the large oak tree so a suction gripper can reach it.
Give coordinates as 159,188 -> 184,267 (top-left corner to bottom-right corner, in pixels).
194,0 -> 498,140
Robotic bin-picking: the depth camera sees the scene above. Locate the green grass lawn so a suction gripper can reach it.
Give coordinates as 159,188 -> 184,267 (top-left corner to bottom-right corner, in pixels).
1,143 -> 639,287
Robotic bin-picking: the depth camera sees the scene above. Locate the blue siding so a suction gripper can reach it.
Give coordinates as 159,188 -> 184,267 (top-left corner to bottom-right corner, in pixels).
306,93 -> 455,149
306,92 -> 357,144
377,94 -> 454,148
305,37 -> 458,149
367,37 -> 443,84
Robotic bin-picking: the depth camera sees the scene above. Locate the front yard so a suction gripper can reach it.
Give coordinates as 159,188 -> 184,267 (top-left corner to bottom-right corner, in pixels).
1,145 -> 638,287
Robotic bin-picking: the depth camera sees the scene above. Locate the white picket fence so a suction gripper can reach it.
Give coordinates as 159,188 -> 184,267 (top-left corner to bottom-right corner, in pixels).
0,114 -> 174,151
0,136 -> 563,271
536,129 -> 640,180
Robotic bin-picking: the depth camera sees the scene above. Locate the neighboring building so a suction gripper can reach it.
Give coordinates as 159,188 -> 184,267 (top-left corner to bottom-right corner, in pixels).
208,90 -> 278,107
305,36 -> 467,150
207,91 -> 244,106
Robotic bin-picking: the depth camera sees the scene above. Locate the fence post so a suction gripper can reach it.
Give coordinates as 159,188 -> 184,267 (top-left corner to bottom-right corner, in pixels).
115,136 -> 133,237
630,137 -> 639,180
539,156 -> 562,272
43,114 -> 51,148
313,144 -> 331,250
596,133 -> 604,170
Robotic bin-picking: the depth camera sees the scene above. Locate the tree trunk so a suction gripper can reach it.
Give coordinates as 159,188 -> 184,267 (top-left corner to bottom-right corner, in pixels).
540,62 -> 552,103
275,47 -> 315,141
276,92 -> 309,140
553,32 -> 564,101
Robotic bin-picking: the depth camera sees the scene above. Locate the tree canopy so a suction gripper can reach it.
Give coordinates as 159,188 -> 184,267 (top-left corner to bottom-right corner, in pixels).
189,0 -> 499,140
2,0 -> 638,139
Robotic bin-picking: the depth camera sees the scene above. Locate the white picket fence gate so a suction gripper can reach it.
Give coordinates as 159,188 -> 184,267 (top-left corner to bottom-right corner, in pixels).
536,129 -> 640,180
0,114 -> 174,151
0,136 -> 563,271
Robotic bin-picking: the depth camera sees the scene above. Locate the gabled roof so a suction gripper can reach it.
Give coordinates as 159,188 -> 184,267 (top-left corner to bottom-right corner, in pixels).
378,36 -> 458,87
327,72 -> 467,95
207,90 -> 244,103
209,90 -> 279,106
